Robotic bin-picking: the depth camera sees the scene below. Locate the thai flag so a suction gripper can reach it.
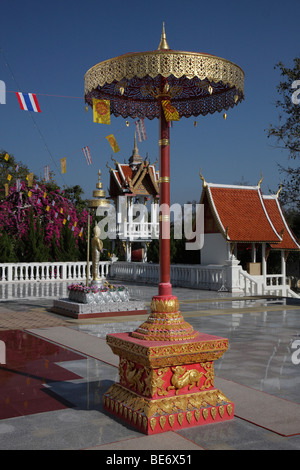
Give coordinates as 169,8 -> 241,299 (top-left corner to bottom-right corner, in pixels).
135,119 -> 147,142
82,146 -> 92,165
16,92 -> 41,112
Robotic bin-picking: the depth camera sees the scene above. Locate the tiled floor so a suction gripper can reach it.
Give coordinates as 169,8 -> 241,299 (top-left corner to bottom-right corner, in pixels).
1,280 -> 300,450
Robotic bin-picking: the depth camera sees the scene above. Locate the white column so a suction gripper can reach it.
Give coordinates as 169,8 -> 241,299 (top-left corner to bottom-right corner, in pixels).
126,241 -> 131,262
262,243 -> 267,278
252,243 -> 256,262
281,250 -> 286,286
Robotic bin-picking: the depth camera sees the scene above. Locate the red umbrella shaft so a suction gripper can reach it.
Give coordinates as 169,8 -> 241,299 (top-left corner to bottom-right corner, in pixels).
158,95 -> 171,297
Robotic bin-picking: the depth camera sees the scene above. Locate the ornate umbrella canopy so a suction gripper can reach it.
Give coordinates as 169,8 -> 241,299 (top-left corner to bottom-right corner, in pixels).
84,24 -> 245,119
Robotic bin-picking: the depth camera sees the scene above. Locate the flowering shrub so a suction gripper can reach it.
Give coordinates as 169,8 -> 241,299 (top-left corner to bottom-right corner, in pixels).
67,283 -> 126,293
0,179 -> 88,261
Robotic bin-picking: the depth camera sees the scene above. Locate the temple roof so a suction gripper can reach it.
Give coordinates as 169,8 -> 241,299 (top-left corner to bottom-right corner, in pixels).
200,181 -> 299,249
263,195 -> 300,250
107,135 -> 159,198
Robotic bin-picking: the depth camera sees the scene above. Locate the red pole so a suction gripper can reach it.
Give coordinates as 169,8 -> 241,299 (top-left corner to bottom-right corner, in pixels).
158,91 -> 172,297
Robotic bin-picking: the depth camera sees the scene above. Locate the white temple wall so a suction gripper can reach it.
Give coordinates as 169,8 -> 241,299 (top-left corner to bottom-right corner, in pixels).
201,233 -> 228,265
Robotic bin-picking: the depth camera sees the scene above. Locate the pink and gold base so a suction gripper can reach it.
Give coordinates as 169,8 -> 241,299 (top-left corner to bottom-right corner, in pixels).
103,296 -> 234,434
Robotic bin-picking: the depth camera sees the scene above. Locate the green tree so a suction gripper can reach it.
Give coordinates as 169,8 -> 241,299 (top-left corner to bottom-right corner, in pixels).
0,151 -> 33,201
19,209 -> 49,262
56,221 -> 79,261
0,230 -> 17,262
63,185 -> 89,213
267,58 -> 300,208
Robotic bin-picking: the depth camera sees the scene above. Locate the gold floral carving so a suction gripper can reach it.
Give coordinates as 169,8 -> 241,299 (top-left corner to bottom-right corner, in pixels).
200,362 -> 214,390
154,368 -> 169,396
104,384 -> 232,419
107,334 -> 229,368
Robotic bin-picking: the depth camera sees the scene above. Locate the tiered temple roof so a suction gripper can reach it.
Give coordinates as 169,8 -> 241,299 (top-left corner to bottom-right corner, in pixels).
107,135 -> 159,199
200,180 -> 300,250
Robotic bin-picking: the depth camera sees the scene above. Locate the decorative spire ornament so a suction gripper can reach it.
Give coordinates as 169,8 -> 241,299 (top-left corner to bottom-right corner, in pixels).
158,22 -> 170,50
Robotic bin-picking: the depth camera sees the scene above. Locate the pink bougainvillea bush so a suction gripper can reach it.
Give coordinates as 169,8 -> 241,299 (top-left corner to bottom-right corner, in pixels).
0,179 -> 88,261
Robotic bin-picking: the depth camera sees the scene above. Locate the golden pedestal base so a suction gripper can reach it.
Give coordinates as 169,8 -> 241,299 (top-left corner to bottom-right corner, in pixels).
103,331 -> 234,434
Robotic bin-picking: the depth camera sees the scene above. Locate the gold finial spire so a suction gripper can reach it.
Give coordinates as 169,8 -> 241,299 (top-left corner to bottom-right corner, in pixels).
158,22 -> 170,50
199,168 -> 207,187
96,170 -> 103,189
258,171 -> 263,188
276,183 -> 283,198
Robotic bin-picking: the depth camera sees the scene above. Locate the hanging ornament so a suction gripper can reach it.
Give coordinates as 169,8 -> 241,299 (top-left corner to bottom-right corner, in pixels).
194,120 -> 197,127
208,85 -> 213,95
223,113 -> 227,120
126,121 -> 129,127
119,86 -> 125,95
234,94 -> 239,103
85,104 -> 88,112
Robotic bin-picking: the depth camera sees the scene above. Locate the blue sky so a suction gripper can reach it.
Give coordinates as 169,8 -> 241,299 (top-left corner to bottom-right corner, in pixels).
0,0 -> 299,205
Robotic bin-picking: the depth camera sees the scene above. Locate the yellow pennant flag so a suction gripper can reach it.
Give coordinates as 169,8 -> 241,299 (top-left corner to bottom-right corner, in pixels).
4,153 -> 9,161
106,134 -> 120,153
7,174 -> 11,181
28,191 -> 32,198
27,173 -> 33,187
61,157 -> 66,174
93,98 -> 110,124
161,100 -> 180,122
46,205 -> 50,212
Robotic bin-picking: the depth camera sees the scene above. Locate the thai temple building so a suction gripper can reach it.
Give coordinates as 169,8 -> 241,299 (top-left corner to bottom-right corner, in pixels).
106,142 -> 299,297
199,171 -> 300,297
107,134 -> 159,262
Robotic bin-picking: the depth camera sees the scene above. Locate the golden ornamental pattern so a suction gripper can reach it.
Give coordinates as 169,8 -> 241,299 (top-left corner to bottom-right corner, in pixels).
84,51 -> 244,119
85,51 -> 244,93
107,334 -> 228,367
104,383 -> 232,419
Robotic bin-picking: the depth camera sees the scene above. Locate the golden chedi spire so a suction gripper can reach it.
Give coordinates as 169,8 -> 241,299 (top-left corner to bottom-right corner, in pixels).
158,22 -> 170,50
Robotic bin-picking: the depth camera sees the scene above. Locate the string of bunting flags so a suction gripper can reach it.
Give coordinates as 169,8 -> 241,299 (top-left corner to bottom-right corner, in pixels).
3,90 -> 227,195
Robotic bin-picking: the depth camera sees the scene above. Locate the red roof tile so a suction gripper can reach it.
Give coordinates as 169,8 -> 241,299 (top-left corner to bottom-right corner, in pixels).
263,196 -> 300,250
204,184 -> 282,243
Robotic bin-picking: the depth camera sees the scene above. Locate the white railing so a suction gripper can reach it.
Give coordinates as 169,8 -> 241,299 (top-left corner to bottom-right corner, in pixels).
238,270 -> 299,298
121,222 -> 159,240
110,262 -> 226,291
109,222 -> 159,241
0,261 -> 110,283
238,270 -> 262,296
0,260 -> 298,298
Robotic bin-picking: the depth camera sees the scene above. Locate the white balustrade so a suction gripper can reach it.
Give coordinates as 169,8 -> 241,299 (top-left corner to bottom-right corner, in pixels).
0,261 -> 111,283
0,260 -> 298,298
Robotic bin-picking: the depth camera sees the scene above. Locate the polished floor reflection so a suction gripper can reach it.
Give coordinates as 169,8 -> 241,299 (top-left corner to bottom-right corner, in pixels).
0,330 -> 86,419
0,282 -> 300,450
